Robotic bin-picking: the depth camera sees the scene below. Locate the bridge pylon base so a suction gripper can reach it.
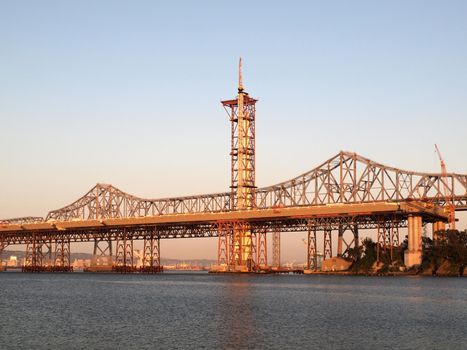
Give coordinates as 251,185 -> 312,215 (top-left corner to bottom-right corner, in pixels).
112,266 -> 137,273
404,215 -> 422,268
140,266 -> 163,273
404,251 -> 422,268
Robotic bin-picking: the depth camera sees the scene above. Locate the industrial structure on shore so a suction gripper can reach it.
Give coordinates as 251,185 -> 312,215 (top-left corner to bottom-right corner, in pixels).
1,60 -> 466,273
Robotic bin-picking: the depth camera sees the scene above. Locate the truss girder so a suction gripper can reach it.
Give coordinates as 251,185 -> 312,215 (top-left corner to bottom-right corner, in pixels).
255,152 -> 467,210
11,152 -> 457,225
43,184 -> 231,221
0,215 -> 408,248
1,217 -> 44,224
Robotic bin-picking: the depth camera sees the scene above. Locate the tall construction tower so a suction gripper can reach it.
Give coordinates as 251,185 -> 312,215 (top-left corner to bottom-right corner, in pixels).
221,58 -> 258,271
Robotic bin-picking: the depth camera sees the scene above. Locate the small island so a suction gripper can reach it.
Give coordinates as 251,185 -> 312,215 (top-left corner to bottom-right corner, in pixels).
315,230 -> 467,277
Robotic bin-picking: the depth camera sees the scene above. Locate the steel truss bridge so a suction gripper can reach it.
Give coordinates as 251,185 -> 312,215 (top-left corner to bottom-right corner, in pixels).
1,61 -> 466,273
1,151 -> 466,272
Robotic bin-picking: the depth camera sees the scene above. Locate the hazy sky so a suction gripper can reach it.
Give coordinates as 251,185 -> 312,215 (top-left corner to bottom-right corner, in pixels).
1,1 -> 466,261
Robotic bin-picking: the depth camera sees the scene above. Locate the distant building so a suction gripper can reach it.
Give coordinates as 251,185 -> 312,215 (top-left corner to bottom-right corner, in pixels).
72,259 -> 91,269
7,256 -> 18,267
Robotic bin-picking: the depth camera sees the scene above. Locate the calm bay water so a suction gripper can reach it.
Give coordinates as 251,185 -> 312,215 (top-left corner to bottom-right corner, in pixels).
0,273 -> 466,349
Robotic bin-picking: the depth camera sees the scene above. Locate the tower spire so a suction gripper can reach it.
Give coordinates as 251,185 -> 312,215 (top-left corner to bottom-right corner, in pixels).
221,58 -> 258,271
238,57 -> 244,92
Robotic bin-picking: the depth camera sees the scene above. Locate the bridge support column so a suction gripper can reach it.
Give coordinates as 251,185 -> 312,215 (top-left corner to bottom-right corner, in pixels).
377,220 -> 400,263
307,226 -> 317,271
217,222 -> 231,269
353,224 -> 359,249
404,215 -> 422,268
53,236 -> 72,272
432,221 -> 445,241
40,239 -> 53,269
323,227 -> 332,260
23,235 -> 44,272
376,221 -> 390,262
249,228 -> 257,271
230,221 -> 255,272
340,224 -> 358,258
256,228 -> 267,269
337,225 -> 344,257
114,229 -> 135,273
272,228 -> 281,269
141,229 -> 162,273
389,221 -> 400,262
91,236 -> 113,269
229,224 -> 237,270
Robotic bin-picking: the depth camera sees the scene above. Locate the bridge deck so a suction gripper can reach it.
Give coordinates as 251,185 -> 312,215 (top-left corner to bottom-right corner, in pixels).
0,201 -> 447,234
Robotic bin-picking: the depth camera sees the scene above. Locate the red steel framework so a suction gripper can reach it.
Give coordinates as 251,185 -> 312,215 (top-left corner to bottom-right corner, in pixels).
1,60 -> 466,273
28,152 -> 466,224
256,228 -> 267,267
23,236 -> 42,272
141,230 -> 162,273
272,229 -> 281,268
306,225 -> 317,271
323,227 -> 332,260
219,58 -> 258,271
1,212 -> 447,272
92,236 -> 113,267
114,228 -> 135,273
54,235 -> 72,272
217,222 -> 230,266
376,219 -> 400,263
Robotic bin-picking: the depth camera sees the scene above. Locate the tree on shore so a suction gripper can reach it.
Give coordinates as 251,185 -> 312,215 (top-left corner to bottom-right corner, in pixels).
348,230 -> 466,275
349,238 -> 378,272
422,230 -> 467,275
349,236 -> 405,273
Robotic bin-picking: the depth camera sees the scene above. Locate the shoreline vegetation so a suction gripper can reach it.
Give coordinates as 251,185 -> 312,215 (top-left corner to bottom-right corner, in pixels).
1,231 -> 465,277
342,230 -> 467,277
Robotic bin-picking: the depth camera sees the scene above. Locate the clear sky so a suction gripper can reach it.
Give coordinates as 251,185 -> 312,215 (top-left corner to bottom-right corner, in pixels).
1,1 -> 466,261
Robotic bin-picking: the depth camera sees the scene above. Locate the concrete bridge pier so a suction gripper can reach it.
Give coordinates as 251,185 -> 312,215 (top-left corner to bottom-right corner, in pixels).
404,215 -> 422,268
432,221 -> 445,240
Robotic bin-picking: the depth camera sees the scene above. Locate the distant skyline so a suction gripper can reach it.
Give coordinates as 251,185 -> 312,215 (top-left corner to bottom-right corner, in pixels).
1,1 -> 466,260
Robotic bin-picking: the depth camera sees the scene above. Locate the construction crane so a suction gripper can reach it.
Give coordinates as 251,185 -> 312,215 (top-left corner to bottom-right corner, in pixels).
434,144 -> 456,229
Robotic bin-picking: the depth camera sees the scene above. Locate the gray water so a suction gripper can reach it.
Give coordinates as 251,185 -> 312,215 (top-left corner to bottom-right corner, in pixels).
0,273 -> 466,350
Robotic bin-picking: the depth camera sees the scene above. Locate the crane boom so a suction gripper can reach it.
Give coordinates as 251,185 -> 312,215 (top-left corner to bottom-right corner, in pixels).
434,144 -> 447,173
434,144 -> 455,229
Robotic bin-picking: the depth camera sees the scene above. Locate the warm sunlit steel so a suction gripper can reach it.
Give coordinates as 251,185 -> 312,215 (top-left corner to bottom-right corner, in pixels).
1,62 -> 466,273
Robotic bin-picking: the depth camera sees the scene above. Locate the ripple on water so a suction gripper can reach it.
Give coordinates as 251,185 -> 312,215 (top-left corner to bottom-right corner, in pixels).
0,273 -> 466,350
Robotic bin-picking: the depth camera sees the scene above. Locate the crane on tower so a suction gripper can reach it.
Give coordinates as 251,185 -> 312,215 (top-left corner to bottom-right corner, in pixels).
434,144 -> 456,229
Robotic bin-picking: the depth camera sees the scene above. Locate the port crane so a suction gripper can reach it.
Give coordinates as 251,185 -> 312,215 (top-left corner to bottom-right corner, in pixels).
435,144 -> 456,229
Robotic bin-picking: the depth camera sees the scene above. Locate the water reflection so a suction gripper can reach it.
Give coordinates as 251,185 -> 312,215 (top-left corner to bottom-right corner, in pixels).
0,273 -> 465,349
219,276 -> 256,349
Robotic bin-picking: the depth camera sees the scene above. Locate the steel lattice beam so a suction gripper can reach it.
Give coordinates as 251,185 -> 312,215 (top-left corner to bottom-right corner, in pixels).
3,151 -> 461,226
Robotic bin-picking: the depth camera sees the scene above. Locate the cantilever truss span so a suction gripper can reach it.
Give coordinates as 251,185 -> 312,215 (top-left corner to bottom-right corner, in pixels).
38,151 -> 467,222
1,151 -> 465,272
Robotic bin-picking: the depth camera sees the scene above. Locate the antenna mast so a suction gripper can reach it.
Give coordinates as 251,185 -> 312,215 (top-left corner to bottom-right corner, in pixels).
238,57 -> 243,92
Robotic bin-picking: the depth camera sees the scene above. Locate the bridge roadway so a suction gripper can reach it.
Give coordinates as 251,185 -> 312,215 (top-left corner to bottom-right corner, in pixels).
0,201 -> 447,244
